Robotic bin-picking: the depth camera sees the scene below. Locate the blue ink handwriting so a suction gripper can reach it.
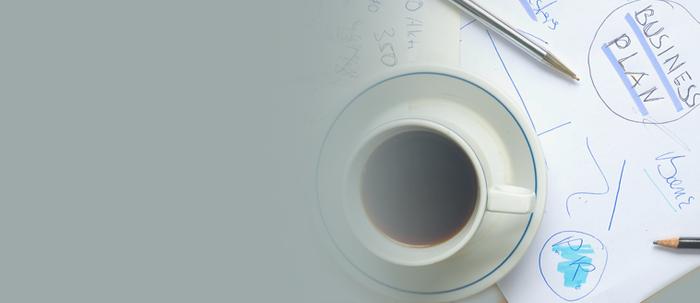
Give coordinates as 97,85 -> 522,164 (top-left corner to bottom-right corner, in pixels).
539,231 -> 608,301
520,0 -> 560,30
553,241 -> 595,289
518,0 -> 537,21
655,151 -> 695,210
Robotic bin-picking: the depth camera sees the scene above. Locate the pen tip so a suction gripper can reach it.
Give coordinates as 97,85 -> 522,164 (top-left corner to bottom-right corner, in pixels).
543,54 -> 579,82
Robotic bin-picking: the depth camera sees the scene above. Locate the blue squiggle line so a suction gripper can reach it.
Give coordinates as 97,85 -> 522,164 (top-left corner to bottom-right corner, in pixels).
460,19 -> 476,30
487,31 -> 538,132
607,160 -> 627,231
538,121 -> 572,136
565,137 -> 610,217
517,29 -> 550,45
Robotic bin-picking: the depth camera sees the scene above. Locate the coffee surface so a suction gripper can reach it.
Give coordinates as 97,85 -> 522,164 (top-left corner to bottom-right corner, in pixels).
362,130 -> 478,247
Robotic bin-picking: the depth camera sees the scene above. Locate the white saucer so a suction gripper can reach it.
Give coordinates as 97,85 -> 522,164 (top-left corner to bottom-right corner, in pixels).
316,66 -> 546,302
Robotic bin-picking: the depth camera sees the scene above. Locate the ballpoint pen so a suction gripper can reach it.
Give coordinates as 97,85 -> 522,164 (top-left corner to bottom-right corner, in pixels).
447,0 -> 579,81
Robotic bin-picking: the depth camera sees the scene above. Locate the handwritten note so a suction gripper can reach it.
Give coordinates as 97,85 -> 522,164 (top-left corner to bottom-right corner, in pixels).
459,0 -> 700,302
518,0 -> 560,31
323,0 -> 459,87
539,231 -> 608,301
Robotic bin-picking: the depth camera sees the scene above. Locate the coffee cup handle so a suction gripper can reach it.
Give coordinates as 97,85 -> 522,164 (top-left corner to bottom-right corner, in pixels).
486,185 -> 536,214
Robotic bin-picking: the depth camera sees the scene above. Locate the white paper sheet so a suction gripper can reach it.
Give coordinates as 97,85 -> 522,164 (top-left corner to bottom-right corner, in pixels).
458,0 -> 700,302
298,2 -> 461,301
321,0 -> 459,88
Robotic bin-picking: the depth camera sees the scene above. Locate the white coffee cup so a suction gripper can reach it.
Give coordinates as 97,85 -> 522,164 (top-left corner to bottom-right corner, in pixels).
344,118 -> 535,267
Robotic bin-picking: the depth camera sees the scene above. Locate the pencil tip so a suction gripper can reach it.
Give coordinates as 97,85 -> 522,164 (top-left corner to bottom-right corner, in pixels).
654,238 -> 679,248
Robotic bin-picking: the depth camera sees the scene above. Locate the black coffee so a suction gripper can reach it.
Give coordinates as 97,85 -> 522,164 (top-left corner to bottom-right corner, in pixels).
361,130 -> 478,247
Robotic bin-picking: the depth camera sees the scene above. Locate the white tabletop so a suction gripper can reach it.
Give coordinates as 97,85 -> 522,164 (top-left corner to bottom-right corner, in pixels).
458,267 -> 700,303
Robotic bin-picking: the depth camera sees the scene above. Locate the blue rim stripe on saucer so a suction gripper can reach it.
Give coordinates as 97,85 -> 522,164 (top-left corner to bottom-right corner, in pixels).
316,71 -> 538,295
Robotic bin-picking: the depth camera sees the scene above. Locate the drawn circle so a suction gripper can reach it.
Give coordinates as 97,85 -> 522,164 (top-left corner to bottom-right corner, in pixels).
588,0 -> 700,124
538,231 -> 608,302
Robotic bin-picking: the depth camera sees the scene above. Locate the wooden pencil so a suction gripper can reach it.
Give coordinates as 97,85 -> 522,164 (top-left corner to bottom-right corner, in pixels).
653,237 -> 700,249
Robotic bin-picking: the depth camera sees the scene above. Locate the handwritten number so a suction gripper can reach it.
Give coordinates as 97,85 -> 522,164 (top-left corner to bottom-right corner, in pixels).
368,0 -> 381,13
405,0 -> 423,12
373,28 -> 397,67
380,49 -> 397,67
374,28 -> 395,42
378,42 -> 392,53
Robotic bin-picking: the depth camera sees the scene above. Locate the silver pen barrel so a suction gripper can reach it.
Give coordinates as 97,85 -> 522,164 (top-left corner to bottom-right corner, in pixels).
451,0 -> 547,59
448,0 -> 579,81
